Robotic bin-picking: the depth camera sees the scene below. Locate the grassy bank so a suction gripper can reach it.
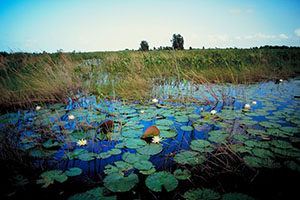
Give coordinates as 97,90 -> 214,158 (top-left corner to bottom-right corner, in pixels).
1,48 -> 300,109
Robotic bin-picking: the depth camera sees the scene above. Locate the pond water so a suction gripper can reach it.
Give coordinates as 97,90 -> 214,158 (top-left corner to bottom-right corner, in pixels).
1,78 -> 300,199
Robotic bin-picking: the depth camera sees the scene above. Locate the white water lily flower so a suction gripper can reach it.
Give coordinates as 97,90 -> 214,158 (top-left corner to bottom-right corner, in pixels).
279,79 -> 283,82
140,110 -> 145,114
77,139 -> 87,146
211,110 -> 217,115
68,115 -> 75,120
152,98 -> 158,103
36,106 -> 41,111
245,104 -> 251,109
252,101 -> 257,105
200,108 -> 204,112
152,136 -> 162,144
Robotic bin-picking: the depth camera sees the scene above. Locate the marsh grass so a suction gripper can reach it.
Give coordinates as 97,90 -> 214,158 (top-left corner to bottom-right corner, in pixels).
1,48 -> 300,109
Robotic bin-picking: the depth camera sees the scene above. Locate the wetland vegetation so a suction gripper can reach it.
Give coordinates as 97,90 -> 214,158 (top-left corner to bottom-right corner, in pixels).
1,47 -> 300,199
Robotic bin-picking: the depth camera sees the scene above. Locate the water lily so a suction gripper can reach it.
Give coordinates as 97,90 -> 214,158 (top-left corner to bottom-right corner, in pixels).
152,136 -> 162,144
77,139 -> 87,146
152,98 -> 158,103
252,101 -> 257,105
36,106 -> 41,111
68,115 -> 75,120
210,110 -> 217,115
200,108 -> 204,112
279,79 -> 283,82
140,110 -> 145,114
244,104 -> 251,109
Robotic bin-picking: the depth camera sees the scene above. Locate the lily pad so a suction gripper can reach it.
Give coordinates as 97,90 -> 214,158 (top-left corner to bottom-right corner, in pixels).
155,119 -> 174,126
137,144 -> 163,155
221,193 -> 255,200
174,151 -> 205,165
181,125 -> 194,131
184,188 -> 220,200
173,169 -> 191,180
134,160 -> 153,171
37,170 -> 68,188
104,173 -> 139,192
68,187 -> 116,200
145,171 -> 178,192
190,139 -> 214,152
64,168 -> 82,177
122,152 -> 150,164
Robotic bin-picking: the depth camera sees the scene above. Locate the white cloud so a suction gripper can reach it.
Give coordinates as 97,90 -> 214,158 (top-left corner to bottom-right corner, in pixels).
279,34 -> 288,39
295,28 -> 300,37
238,33 -> 288,40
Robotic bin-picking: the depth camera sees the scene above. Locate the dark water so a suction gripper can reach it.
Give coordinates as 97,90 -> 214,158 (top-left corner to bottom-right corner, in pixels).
1,78 -> 300,199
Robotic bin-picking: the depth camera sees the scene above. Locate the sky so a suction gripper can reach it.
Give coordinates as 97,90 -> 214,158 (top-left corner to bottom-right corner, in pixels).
1,0 -> 300,52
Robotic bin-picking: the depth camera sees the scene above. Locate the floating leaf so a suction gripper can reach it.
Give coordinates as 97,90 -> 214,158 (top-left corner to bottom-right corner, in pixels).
181,125 -> 194,131
68,187 -> 116,200
155,119 -> 174,126
190,139 -> 214,152
141,126 -> 160,139
122,152 -> 150,164
42,139 -> 60,149
37,170 -> 68,188
104,173 -> 138,192
78,152 -> 95,161
259,121 -> 281,128
184,188 -> 220,200
134,160 -> 153,171
137,144 -> 163,155
221,193 -> 255,200
173,169 -> 191,180
174,151 -> 204,165
64,168 -> 82,177
160,130 -> 177,138
145,171 -> 178,192
124,138 -> 147,149
284,161 -> 300,171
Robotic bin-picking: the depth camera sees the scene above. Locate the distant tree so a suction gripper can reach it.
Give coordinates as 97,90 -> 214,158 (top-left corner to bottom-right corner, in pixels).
139,40 -> 149,51
171,34 -> 184,50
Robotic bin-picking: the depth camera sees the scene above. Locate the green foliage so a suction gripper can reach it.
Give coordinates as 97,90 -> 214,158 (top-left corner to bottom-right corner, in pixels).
103,173 -> 139,192
140,40 -> 149,51
145,171 -> 178,192
171,34 -> 184,50
184,188 -> 220,200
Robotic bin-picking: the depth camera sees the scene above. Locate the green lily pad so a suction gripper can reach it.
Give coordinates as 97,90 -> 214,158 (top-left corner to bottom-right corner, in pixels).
78,152 -> 95,161
221,193 -> 255,200
137,144 -> 163,155
174,151 -> 205,165
139,167 -> 156,175
64,168 -> 82,177
104,173 -> 139,192
145,171 -> 178,192
184,188 -> 220,200
190,139 -> 214,152
259,121 -> 281,128
68,187 -> 116,200
173,169 -> 191,180
284,161 -> 300,171
122,152 -> 150,164
37,170 -> 68,188
124,138 -> 147,149
134,160 -> 153,171
175,116 -> 189,123
160,130 -> 177,138
42,139 -> 60,148
243,156 -> 280,168
155,119 -> 174,126
181,125 -> 194,131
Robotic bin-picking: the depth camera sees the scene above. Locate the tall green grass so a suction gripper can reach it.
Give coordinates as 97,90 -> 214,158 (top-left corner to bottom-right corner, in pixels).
1,48 -> 300,110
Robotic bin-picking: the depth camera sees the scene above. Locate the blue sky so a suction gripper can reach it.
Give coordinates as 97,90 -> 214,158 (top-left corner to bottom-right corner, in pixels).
1,0 -> 300,52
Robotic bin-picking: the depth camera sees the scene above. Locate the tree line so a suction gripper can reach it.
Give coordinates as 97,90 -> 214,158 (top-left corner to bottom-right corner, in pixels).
139,34 -> 184,51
